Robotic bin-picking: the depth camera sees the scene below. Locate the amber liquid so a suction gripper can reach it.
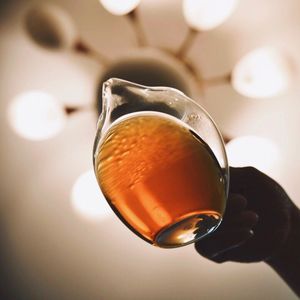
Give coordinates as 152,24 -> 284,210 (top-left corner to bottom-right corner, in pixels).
95,112 -> 226,248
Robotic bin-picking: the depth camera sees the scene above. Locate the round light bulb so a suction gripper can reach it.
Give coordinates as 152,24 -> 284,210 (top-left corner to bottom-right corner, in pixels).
226,136 -> 279,175
232,47 -> 291,98
25,3 -> 77,49
71,170 -> 112,221
8,91 -> 66,140
183,0 -> 238,31
100,0 -> 141,16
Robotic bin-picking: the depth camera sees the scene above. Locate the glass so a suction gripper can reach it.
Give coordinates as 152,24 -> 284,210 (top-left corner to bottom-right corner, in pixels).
93,78 -> 229,248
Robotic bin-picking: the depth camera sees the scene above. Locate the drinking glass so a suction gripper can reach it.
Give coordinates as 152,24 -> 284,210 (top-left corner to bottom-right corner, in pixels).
93,78 -> 229,248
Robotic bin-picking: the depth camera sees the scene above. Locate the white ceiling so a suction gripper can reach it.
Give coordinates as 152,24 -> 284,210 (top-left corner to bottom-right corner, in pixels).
0,0 -> 299,299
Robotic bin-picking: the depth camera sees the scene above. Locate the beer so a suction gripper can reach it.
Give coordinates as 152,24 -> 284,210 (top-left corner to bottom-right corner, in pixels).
95,112 -> 226,247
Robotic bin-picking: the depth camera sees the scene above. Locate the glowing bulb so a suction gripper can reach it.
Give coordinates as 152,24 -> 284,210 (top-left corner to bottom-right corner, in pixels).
100,0 -> 141,16
232,47 -> 291,98
226,136 -> 279,175
71,170 -> 112,221
8,91 -> 66,140
183,0 -> 238,31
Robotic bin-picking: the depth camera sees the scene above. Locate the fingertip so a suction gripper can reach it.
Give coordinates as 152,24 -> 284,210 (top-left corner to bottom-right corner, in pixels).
224,193 -> 247,216
230,211 -> 259,228
229,193 -> 247,202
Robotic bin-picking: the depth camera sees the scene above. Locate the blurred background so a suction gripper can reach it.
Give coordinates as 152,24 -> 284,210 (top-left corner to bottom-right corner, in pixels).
0,0 -> 299,299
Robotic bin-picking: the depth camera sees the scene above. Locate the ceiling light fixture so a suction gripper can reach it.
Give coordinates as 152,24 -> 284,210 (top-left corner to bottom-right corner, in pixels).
226,135 -> 280,176
8,1 -> 292,220
71,169 -> 113,221
16,1 -> 293,139
232,47 -> 292,99
8,90 -> 66,141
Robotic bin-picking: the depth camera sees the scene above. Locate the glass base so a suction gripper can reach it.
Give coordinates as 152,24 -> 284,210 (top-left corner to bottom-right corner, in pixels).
154,212 -> 221,248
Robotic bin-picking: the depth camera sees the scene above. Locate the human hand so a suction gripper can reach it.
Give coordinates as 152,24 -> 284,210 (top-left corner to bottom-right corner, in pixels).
195,166 -> 297,263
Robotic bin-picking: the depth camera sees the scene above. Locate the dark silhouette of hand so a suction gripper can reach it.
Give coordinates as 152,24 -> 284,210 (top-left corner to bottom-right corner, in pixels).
195,167 -> 300,296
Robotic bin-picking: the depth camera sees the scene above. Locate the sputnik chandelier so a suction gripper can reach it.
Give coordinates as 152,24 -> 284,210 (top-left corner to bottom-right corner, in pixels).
7,0 -> 292,141
6,0 -> 292,219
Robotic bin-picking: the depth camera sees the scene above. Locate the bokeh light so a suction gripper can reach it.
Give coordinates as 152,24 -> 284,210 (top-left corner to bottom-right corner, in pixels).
25,3 -> 77,50
232,47 -> 291,98
183,0 -> 239,31
71,170 -> 112,221
100,0 -> 141,16
226,136 -> 280,175
7,91 -> 66,140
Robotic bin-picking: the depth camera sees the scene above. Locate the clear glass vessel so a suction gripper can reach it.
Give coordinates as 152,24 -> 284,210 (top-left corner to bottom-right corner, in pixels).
93,78 -> 229,248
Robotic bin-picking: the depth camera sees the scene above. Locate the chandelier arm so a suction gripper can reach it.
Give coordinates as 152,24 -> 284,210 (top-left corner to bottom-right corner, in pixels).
65,104 -> 95,116
127,8 -> 147,47
202,74 -> 232,88
73,39 -> 110,66
176,27 -> 198,59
